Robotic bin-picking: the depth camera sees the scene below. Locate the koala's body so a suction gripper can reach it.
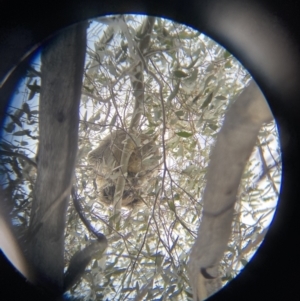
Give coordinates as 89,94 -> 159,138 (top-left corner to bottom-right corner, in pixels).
88,130 -> 159,207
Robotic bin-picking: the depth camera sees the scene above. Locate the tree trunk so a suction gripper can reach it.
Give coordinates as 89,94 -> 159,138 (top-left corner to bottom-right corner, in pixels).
113,16 -> 155,213
27,22 -> 87,295
188,80 -> 273,301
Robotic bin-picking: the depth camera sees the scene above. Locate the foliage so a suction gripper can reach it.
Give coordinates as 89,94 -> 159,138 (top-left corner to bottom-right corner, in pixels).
0,15 -> 281,300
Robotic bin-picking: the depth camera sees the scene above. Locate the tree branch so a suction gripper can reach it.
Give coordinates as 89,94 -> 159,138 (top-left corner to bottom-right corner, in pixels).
113,17 -> 155,215
188,80 -> 273,301
27,22 -> 87,294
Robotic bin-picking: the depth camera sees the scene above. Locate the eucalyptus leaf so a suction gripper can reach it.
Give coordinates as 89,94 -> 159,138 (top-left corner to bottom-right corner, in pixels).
22,103 -> 31,119
204,75 -> 216,87
200,92 -> 213,109
9,114 -> 22,127
175,110 -> 184,117
225,61 -> 232,68
208,123 -> 218,131
173,70 -> 188,78
215,95 -> 227,100
223,50 -> 231,59
175,131 -> 193,138
13,130 -> 30,136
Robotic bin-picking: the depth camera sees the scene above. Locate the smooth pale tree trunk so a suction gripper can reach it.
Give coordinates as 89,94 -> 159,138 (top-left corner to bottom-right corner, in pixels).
27,22 -> 87,295
188,80 -> 273,301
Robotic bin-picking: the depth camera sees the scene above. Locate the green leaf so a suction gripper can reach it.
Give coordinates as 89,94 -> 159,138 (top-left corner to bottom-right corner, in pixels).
192,93 -> 201,103
146,243 -> 151,254
154,253 -> 164,267
208,123 -> 218,131
173,70 -> 188,78
17,215 -> 27,224
223,50 -> 231,59
183,165 -> 194,175
92,260 -> 98,268
154,108 -> 162,121
167,81 -> 180,102
169,236 -> 179,253
14,194 -> 24,200
121,287 -> 135,293
225,61 -> 232,68
111,268 -> 127,276
83,85 -> 94,93
22,103 -> 31,120
135,281 -> 139,292
9,114 -> 22,127
200,92 -> 213,109
88,111 -> 100,123
170,118 -> 177,125
174,193 -> 180,200
110,114 -> 117,126
168,200 -> 176,212
13,130 -> 30,136
27,79 -> 40,100
184,289 -> 193,298
109,213 -> 121,223
177,31 -> 200,39
204,75 -> 216,87
175,131 -> 193,138
169,289 -> 181,298
175,110 -> 184,117
145,129 -> 155,135
215,95 -> 227,100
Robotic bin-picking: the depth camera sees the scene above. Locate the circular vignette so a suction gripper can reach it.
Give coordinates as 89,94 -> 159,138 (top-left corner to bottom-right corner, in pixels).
0,1 -> 300,301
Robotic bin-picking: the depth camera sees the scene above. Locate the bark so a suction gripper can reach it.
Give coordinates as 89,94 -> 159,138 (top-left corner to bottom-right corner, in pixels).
113,17 -> 155,214
63,238 -> 107,292
27,22 -> 87,295
188,80 -> 273,301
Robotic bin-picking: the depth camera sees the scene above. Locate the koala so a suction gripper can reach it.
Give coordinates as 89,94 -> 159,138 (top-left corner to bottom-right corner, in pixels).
88,130 -> 159,207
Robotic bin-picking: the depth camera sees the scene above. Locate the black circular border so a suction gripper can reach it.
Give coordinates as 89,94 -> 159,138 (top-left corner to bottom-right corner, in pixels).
1,1 -> 299,300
